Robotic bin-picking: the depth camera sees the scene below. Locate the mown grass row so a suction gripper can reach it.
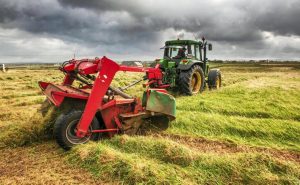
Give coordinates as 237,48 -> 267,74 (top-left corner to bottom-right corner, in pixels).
0,69 -> 62,148
171,84 -> 300,151
171,110 -> 300,151
68,135 -> 300,184
0,103 -> 57,148
178,87 -> 299,118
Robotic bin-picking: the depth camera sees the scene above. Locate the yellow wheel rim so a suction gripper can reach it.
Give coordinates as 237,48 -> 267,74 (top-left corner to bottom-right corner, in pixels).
191,72 -> 202,93
216,76 -> 221,89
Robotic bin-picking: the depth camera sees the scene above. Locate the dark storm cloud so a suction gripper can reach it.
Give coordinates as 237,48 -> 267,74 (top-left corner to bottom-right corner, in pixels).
59,0 -> 263,42
58,0 -> 138,12
233,0 -> 300,38
0,0 -> 300,61
0,1 -> 97,39
58,0 -> 300,41
1,0 -> 300,42
257,6 -> 300,36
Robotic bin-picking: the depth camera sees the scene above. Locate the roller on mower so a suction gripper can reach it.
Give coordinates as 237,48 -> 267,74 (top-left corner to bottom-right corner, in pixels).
39,56 -> 175,150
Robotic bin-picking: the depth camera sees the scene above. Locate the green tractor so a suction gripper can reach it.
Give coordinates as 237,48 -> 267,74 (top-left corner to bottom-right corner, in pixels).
157,37 -> 221,95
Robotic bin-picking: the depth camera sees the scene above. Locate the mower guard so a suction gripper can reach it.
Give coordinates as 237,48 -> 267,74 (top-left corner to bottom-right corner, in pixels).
38,81 -> 89,106
145,89 -> 176,120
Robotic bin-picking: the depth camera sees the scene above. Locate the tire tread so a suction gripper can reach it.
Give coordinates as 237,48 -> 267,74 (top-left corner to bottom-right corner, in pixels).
178,65 -> 205,95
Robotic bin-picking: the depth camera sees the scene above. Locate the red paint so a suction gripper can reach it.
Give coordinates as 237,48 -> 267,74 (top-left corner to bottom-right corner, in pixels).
92,128 -> 119,133
76,57 -> 120,137
39,56 -> 173,138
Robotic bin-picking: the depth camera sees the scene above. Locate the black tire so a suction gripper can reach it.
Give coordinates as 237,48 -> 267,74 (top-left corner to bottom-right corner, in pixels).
53,110 -> 100,150
178,65 -> 205,95
208,69 -> 222,89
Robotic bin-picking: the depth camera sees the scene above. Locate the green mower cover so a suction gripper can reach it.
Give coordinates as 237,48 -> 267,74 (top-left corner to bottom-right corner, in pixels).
145,90 -> 176,120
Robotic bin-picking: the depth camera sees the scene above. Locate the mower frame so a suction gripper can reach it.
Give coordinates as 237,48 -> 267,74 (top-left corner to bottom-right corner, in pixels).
39,56 -> 175,140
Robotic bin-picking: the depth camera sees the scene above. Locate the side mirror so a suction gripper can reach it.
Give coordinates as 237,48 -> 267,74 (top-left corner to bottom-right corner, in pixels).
186,54 -> 193,59
208,43 -> 212,51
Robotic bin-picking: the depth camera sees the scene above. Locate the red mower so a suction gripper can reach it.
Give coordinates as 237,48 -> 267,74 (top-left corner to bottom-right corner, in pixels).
39,57 -> 176,150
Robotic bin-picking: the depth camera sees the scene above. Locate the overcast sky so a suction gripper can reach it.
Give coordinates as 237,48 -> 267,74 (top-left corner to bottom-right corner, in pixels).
0,0 -> 300,63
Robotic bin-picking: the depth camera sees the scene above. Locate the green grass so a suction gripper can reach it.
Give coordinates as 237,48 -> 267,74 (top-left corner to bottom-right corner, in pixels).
0,104 -> 57,148
69,136 -> 300,184
0,62 -> 300,184
171,111 -> 300,151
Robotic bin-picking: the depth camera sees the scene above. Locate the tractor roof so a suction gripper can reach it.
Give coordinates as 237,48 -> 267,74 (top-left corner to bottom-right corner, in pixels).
165,39 -> 202,46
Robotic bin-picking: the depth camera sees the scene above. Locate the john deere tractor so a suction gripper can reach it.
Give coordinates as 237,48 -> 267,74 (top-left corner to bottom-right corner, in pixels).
157,37 -> 221,95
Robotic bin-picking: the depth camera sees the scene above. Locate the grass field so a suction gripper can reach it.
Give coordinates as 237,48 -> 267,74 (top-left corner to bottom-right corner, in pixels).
0,62 -> 299,184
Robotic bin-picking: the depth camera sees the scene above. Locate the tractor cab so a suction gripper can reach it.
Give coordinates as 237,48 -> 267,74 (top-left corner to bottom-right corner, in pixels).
162,39 -> 212,61
159,39 -> 212,73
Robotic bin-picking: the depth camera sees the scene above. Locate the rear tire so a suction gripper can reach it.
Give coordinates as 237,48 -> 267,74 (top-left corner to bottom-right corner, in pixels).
178,65 -> 205,95
53,110 -> 100,150
208,69 -> 222,89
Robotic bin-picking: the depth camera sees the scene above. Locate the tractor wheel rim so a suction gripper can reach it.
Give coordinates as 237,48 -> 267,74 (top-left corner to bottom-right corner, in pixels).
191,78 -> 196,88
66,119 -> 91,145
191,72 -> 201,93
216,76 -> 220,89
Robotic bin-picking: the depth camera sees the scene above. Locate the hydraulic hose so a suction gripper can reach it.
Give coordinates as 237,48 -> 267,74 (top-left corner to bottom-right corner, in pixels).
109,86 -> 132,99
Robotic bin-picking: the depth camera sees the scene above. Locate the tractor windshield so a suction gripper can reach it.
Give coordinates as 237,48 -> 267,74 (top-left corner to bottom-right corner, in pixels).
162,46 -> 188,59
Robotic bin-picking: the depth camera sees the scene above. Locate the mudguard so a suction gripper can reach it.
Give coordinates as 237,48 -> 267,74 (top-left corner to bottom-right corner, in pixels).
177,61 -> 203,71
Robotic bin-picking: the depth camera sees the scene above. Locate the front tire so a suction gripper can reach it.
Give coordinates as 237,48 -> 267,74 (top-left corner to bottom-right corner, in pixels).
53,110 -> 100,150
178,65 -> 205,95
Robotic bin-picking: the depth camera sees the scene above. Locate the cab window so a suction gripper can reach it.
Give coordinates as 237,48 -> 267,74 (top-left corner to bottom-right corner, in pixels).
190,45 -> 195,58
195,45 -> 200,60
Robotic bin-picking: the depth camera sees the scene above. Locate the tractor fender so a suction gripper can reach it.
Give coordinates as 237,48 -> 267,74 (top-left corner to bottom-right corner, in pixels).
208,69 -> 221,88
208,68 -> 220,77
207,68 -> 221,82
177,61 -> 203,71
